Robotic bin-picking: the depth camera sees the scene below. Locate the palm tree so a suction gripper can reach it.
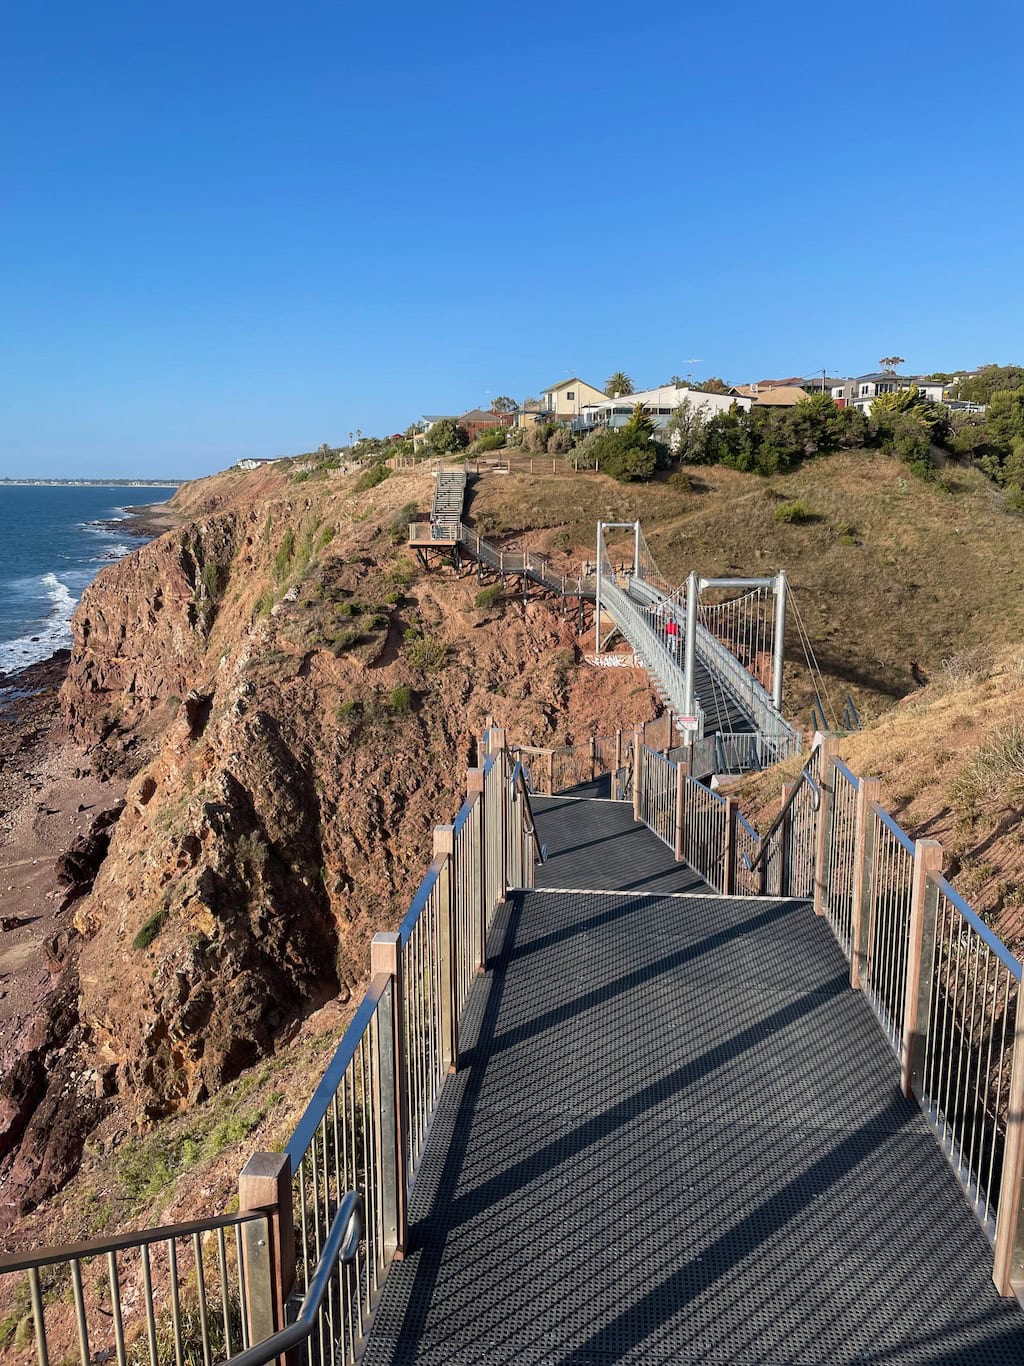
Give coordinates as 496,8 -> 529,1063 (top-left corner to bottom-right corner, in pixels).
605,371 -> 634,397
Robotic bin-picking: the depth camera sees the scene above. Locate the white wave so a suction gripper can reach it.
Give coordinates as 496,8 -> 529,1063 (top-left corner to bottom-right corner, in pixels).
0,572 -> 78,677
96,543 -> 130,562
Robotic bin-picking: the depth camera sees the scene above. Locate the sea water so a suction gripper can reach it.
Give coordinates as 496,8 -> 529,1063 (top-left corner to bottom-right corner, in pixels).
0,486 -> 176,679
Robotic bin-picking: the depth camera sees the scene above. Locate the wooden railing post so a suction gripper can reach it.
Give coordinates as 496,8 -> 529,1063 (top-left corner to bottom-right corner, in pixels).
779,781 -> 795,897
674,762 -> 686,863
850,777 -> 881,989
615,728 -> 622,775
632,727 -> 643,822
994,1012 -> 1024,1295
467,767 -> 487,971
589,735 -> 597,782
900,839 -> 943,1098
813,736 -> 840,917
370,932 -> 408,1258
546,750 -> 555,795
724,796 -> 739,895
238,1152 -> 294,1355
433,826 -> 458,1073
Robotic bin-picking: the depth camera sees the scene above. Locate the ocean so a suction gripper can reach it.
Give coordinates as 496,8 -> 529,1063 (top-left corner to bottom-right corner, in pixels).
0,486 -> 176,679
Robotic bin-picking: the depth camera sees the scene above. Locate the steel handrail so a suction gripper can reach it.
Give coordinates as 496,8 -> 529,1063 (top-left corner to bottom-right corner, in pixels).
870,801 -> 917,857
746,763 -> 821,874
0,1209 -> 269,1275
217,1191 -> 364,1366
286,977 -> 390,1167
512,759 -> 545,865
929,872 -> 1023,978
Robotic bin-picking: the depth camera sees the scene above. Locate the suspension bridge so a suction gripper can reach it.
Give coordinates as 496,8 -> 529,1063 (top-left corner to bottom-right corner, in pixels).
410,467 -> 821,773
7,725 -> 1024,1364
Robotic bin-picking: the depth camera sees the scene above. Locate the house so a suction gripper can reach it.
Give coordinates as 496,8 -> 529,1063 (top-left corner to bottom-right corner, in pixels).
832,374 -> 947,414
457,408 -> 515,441
539,377 -> 608,421
732,383 -> 809,407
235,456 -> 288,471
571,385 -> 751,435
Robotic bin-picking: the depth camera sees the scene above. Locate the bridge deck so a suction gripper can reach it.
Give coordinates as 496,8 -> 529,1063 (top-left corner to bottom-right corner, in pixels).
364,799 -> 1024,1364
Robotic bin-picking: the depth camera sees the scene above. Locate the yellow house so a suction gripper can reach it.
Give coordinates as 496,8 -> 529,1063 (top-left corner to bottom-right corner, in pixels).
539,377 -> 607,421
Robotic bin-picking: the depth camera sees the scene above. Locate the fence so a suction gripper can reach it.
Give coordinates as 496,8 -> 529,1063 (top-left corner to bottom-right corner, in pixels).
0,728 -> 542,1366
713,733 -> 1024,1298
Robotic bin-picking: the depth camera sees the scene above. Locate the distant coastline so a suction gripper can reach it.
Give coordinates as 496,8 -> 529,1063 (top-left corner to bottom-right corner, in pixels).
0,479 -> 184,487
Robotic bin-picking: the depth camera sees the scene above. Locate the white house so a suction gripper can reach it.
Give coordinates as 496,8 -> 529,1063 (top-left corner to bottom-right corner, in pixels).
571,385 -> 751,435
833,374 -> 947,414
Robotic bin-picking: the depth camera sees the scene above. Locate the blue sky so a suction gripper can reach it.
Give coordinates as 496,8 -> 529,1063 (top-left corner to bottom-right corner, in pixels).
1,1 -> 1022,479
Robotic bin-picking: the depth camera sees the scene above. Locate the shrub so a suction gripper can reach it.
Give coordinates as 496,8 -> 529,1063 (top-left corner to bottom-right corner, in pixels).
387,559 -> 416,587
254,590 -> 275,618
475,585 -> 502,609
584,427 -> 659,482
337,699 -> 360,721
405,631 -> 449,672
474,428 -> 507,452
133,909 -> 168,951
1006,489 -> 1024,515
331,628 -> 362,653
353,463 -> 390,494
273,530 -> 295,581
547,427 -> 574,455
315,526 -> 335,552
389,685 -> 413,714
773,499 -> 814,524
390,502 -> 419,544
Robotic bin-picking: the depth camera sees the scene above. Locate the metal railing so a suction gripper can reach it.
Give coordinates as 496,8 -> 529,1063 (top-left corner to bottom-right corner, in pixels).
821,759 -> 859,954
861,805 -> 917,1054
683,777 -> 728,892
0,1209 -> 269,1366
638,745 -> 677,850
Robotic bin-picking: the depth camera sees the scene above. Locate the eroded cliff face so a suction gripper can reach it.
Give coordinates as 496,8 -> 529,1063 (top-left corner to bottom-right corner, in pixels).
1,463 -> 660,1222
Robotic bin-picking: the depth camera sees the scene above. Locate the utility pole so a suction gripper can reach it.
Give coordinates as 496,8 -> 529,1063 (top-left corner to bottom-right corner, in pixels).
633,521 -> 641,579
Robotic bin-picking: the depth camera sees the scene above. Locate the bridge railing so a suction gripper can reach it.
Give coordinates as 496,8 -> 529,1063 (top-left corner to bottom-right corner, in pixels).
0,728 -> 541,1366
715,734 -> 1024,1298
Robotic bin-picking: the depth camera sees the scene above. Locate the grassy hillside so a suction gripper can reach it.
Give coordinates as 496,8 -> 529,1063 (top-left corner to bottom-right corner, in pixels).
466,449 -> 1024,724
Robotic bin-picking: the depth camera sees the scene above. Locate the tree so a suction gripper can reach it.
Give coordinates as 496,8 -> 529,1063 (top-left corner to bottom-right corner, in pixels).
491,395 -> 517,414
604,371 -> 634,397
583,427 -> 656,482
622,401 -> 656,443
427,418 -> 469,454
666,400 -> 709,463
879,356 -> 905,373
956,365 -> 1024,405
692,377 -> 730,394
662,375 -> 686,388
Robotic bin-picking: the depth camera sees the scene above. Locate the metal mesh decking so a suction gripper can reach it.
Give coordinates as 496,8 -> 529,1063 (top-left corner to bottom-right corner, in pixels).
363,803 -> 1024,1363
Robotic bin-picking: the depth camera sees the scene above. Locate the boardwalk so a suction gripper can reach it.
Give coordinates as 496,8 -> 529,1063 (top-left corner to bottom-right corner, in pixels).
364,800 -> 1024,1364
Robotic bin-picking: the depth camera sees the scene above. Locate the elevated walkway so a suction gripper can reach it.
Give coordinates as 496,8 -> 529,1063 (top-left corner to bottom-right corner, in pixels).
364,798 -> 1024,1364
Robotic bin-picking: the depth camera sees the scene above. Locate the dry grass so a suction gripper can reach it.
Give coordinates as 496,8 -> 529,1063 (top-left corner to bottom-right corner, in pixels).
470,451 -> 1024,725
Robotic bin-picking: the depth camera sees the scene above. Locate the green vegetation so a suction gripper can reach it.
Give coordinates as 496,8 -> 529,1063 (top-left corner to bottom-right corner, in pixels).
404,629 -> 449,672
330,628 -> 362,653
426,417 -> 469,454
273,529 -> 295,581
352,462 -> 390,493
255,589 -> 275,618
133,909 -> 168,951
604,371 -> 634,396
389,685 -> 413,713
473,428 -> 507,452
773,499 -> 814,524
475,584 -> 503,609
390,501 -> 419,544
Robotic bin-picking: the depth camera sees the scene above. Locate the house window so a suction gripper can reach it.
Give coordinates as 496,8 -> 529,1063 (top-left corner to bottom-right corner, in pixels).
860,385 -> 870,396
566,390 -> 575,401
